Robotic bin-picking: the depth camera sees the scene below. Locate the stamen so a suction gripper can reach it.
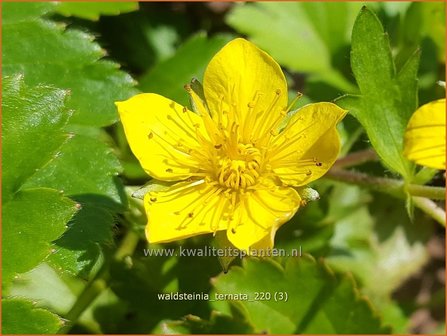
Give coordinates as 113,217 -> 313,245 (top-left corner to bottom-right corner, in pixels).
268,121 -> 316,161
284,92 -> 303,114
177,187 -> 223,229
251,88 -> 282,142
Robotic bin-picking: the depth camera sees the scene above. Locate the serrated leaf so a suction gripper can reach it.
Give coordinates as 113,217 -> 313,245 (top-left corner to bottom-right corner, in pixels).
3,189 -> 77,288
2,75 -> 71,203
2,76 -> 78,287
336,7 -> 419,179
24,134 -> 125,209
56,2 -> 138,21
226,2 -> 360,92
47,204 -> 115,276
213,256 -> 389,334
2,298 -> 63,334
138,33 -> 233,106
3,2 -> 137,127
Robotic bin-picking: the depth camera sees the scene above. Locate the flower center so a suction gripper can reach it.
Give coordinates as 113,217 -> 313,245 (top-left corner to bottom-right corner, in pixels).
217,144 -> 262,190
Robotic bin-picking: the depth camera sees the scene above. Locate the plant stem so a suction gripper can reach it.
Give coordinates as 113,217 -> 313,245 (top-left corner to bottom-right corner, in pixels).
334,149 -> 379,169
407,184 -> 446,200
325,168 -> 404,197
59,230 -> 140,334
412,197 -> 446,227
324,168 -> 446,225
325,168 -> 445,200
58,266 -> 109,334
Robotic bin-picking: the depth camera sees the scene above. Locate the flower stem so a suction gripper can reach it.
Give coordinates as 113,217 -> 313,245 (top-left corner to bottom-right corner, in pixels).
406,184 -> 446,200
334,149 -> 379,169
325,168 -> 404,197
58,229 -> 140,333
324,168 -> 446,225
412,197 -> 446,227
325,168 -> 445,200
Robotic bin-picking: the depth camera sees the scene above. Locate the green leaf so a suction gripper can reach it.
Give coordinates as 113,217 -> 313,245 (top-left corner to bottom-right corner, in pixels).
56,2 -> 138,21
3,189 -> 77,288
213,256 -> 389,334
327,189 -> 431,297
24,134 -> 125,209
2,76 -> 78,286
47,204 -> 115,276
1,1 -> 55,21
2,298 -> 63,334
2,2 -> 137,127
138,33 -> 232,106
9,263 -> 77,314
2,75 -> 71,203
19,132 -> 125,276
226,2 -> 360,92
324,185 -> 432,332
336,7 -> 419,179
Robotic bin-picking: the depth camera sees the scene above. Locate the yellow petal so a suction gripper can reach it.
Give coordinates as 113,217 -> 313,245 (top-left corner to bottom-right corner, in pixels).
269,102 -> 346,186
116,93 -> 210,181
145,180 -> 228,243
226,178 -> 301,251
404,99 -> 446,170
203,38 -> 288,142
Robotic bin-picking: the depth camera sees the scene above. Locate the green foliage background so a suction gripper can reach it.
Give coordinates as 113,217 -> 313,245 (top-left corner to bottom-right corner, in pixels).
2,2 -> 445,334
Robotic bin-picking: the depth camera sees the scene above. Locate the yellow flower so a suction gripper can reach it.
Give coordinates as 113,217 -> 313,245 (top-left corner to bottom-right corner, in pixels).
116,38 -> 346,251
404,99 -> 446,170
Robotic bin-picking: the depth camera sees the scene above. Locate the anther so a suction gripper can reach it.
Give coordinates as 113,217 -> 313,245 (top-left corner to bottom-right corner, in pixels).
231,228 -> 236,234
147,132 -> 154,139
188,212 -> 194,218
316,162 -> 322,167
214,144 -> 222,149
166,168 -> 173,173
182,107 -> 188,113
275,89 -> 281,95
150,197 -> 157,202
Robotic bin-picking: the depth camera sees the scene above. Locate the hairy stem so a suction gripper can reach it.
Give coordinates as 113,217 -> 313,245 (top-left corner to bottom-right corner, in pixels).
326,168 -> 445,200
325,168 -> 446,225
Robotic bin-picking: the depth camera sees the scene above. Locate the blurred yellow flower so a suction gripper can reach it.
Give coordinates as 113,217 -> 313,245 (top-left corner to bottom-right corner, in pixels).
116,38 -> 346,251
404,99 -> 446,170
